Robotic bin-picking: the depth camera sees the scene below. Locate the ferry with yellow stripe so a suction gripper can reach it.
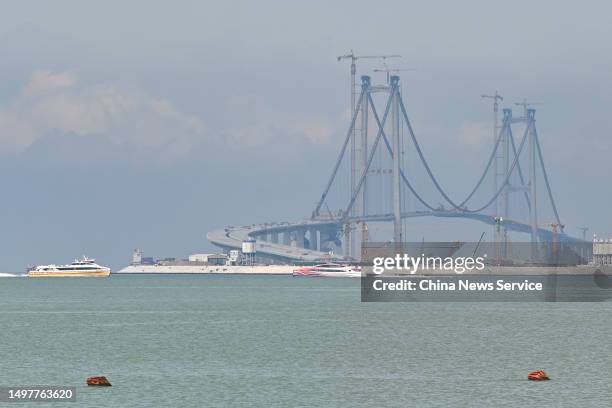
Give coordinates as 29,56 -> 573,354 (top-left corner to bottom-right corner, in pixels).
28,256 -> 111,277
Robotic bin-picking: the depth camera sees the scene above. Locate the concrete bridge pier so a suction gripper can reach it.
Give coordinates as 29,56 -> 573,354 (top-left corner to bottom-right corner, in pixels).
271,232 -> 279,244
295,228 -> 306,248
308,227 -> 318,250
319,225 -> 341,254
282,231 -> 291,245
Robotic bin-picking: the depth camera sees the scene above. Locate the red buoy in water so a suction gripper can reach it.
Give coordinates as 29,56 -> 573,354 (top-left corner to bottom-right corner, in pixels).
528,370 -> 549,381
87,376 -> 112,386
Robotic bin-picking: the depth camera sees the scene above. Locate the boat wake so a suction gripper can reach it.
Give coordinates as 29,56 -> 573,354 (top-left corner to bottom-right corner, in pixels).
0,272 -> 23,277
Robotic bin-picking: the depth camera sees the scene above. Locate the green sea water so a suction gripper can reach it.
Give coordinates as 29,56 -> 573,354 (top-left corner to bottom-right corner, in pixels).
0,275 -> 611,407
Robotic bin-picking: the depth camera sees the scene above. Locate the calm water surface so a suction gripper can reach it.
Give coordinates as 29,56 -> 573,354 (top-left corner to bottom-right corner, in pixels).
0,275 -> 611,407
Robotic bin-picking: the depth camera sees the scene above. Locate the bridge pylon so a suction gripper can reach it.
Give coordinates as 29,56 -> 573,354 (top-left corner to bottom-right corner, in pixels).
313,74 -> 409,260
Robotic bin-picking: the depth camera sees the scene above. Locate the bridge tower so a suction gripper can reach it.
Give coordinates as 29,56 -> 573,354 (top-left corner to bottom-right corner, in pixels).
500,108 -> 512,249
358,76 -> 371,252
337,52 -> 401,258
527,108 -> 538,245
390,75 -> 403,246
498,107 -> 539,245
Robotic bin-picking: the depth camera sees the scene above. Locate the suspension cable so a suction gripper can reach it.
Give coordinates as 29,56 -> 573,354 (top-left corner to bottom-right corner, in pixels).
398,96 -> 466,210
313,88 -> 365,217
534,126 -> 563,230
462,120 -> 532,213
342,88 -> 395,220
508,126 -> 532,210
458,122 -> 506,206
368,94 -> 438,211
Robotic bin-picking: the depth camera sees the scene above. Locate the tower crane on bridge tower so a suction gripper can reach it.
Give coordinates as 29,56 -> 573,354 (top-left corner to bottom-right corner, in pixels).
515,99 -> 543,117
373,67 -> 415,85
481,92 -> 504,139
481,92 -> 504,122
337,51 -> 402,113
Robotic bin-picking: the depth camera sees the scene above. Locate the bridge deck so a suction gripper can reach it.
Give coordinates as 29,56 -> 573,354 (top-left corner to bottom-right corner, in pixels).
206,220 -> 343,263
207,211 -> 580,263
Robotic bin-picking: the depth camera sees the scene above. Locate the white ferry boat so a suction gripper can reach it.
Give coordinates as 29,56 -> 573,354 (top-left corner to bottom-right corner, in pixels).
28,256 -> 111,277
292,263 -> 362,278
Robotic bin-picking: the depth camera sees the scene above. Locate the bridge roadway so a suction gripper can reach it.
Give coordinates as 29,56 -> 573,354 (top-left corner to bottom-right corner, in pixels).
206,219 -> 344,263
207,210 -> 581,263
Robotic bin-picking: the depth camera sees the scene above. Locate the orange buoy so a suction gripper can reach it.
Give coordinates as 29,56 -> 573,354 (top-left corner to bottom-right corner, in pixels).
86,376 -> 112,386
527,370 -> 549,381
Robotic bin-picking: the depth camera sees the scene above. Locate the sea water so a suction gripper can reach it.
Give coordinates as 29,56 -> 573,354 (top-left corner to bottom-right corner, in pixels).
0,275 -> 610,407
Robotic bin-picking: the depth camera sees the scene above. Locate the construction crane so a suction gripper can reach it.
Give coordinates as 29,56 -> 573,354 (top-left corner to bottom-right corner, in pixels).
373,67 -> 415,85
481,92 -> 504,113
576,226 -> 589,241
337,51 -> 401,115
481,92 -> 504,129
514,98 -> 543,117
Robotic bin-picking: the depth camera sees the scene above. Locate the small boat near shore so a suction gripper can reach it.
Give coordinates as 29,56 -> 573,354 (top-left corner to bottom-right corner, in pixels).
292,263 -> 362,278
28,256 -> 111,277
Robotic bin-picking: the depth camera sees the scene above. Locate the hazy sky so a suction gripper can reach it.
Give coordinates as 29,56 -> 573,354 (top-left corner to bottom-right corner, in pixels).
1,0 -> 611,270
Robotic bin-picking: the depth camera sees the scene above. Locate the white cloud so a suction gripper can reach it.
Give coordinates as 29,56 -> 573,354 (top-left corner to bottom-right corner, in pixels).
0,71 -> 338,161
21,70 -> 78,97
220,94 -> 336,147
286,116 -> 335,144
0,71 -> 208,159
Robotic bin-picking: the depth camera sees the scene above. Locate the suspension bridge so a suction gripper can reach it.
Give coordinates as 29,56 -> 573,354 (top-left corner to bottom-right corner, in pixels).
208,73 -> 578,263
